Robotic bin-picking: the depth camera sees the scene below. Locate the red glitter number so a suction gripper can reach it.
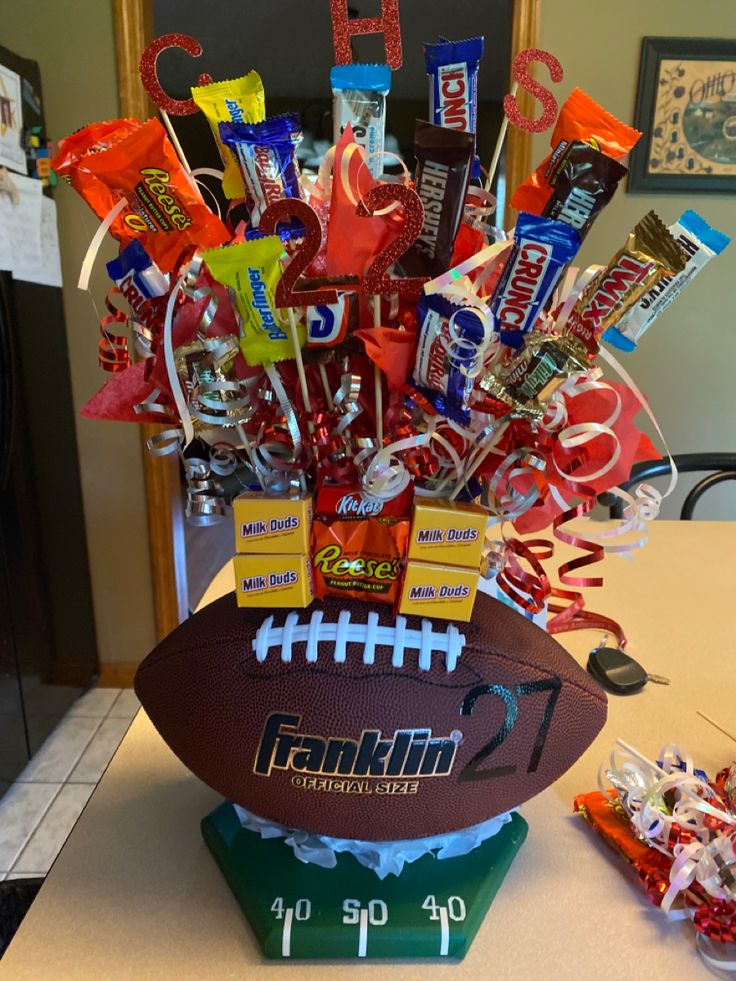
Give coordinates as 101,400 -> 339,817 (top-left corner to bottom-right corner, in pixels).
139,34 -> 214,116
504,48 -> 564,134
358,184 -> 429,298
260,200 -> 339,308
329,0 -> 403,70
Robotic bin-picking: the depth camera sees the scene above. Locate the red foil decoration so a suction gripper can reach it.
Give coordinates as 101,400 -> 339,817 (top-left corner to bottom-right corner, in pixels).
329,0 -> 403,70
504,48 -> 564,134
139,34 -> 213,116
260,199 -> 341,308
356,184 -> 429,298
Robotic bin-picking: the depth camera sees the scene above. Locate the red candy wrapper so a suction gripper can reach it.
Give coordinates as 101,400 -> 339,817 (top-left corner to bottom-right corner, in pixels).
83,118 -> 229,272
316,483 -> 414,520
312,518 -> 409,606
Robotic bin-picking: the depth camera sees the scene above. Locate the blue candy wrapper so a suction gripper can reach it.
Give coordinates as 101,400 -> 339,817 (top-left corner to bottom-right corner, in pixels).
604,209 -> 730,351
425,36 -> 484,179
412,294 -> 486,424
331,64 -> 392,178
106,240 -> 168,328
490,212 -> 581,349
220,114 -> 304,227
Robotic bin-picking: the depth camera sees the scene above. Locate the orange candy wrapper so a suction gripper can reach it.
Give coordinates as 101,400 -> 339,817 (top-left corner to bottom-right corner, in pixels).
512,88 -> 641,215
82,118 -> 229,272
312,518 -> 409,606
52,119 -> 143,242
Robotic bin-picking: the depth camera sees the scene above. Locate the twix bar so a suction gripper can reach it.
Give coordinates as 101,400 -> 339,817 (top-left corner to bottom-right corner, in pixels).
562,211 -> 687,356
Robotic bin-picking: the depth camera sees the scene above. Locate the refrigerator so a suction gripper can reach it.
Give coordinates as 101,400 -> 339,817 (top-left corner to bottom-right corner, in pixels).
0,43 -> 98,798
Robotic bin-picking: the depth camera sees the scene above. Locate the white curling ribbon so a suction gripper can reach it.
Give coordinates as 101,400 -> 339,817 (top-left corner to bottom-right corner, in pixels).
424,240 -> 512,297
163,273 -> 195,450
553,263 -> 605,333
77,198 -> 127,292
362,433 -> 431,502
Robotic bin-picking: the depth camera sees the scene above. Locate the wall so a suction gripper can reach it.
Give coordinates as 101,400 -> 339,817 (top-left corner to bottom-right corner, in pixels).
0,0 -> 156,661
536,0 -> 736,519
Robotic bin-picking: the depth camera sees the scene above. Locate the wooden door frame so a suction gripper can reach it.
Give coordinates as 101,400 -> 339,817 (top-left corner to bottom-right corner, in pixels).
111,0 -> 540,641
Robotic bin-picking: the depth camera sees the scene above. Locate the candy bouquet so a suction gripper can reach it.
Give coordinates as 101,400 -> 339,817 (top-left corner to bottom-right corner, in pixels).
576,742 -> 736,973
53,13 -> 730,632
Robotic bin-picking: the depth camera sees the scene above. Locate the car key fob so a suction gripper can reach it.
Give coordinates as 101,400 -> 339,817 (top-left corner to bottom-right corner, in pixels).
587,646 -> 649,695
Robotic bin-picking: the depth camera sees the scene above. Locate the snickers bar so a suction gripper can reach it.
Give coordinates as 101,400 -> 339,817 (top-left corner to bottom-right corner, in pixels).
563,211 -> 687,356
604,210 -> 731,352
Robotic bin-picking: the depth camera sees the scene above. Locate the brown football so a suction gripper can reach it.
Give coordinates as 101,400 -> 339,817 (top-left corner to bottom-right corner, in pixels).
135,592 -> 606,840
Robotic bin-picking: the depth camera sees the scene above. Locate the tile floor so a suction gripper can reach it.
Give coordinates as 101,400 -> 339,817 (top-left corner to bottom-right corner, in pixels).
0,688 -> 139,881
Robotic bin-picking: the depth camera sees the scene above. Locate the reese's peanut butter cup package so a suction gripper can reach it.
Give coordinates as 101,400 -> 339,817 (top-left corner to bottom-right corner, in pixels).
83,118 -> 230,273
52,118 -> 143,241
191,72 -> 266,200
563,211 -> 687,356
512,88 -> 641,215
311,518 -> 409,606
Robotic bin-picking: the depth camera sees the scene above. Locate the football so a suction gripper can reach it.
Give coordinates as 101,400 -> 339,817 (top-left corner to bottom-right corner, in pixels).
135,592 -> 607,841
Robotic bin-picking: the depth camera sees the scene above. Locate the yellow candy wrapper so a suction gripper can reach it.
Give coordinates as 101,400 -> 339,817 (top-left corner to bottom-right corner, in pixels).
191,72 -> 265,200
203,238 -> 304,366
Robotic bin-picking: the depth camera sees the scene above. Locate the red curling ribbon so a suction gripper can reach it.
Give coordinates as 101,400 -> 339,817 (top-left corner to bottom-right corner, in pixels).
504,48 -> 564,134
496,538 -> 552,615
139,34 -> 213,116
552,496 -> 605,589
356,184 -> 429,298
98,288 -> 130,373
329,0 -> 403,70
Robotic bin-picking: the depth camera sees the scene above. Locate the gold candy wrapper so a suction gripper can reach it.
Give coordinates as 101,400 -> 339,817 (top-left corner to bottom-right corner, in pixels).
192,73 -> 266,200
563,210 -> 687,354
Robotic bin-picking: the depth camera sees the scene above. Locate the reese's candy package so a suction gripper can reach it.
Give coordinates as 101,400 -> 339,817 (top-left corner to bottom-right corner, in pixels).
512,88 -> 641,215
563,211 -> 687,356
203,238 -> 304,366
83,118 -> 230,273
191,72 -> 266,200
52,118 -> 143,241
311,518 -> 409,606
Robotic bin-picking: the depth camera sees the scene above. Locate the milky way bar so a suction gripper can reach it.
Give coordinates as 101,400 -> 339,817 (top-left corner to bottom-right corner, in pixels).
541,141 -> 628,241
604,210 -> 731,352
399,121 -> 474,279
490,212 -> 581,349
563,211 -> 687,355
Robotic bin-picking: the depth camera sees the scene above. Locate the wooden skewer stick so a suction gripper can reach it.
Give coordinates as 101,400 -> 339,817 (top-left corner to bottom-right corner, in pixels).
160,109 -> 194,175
373,295 -> 384,445
697,711 -> 736,746
287,307 -> 312,415
484,81 -> 518,195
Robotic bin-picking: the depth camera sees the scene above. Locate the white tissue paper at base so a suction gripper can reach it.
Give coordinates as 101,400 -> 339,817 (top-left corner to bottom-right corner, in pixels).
233,805 -> 514,880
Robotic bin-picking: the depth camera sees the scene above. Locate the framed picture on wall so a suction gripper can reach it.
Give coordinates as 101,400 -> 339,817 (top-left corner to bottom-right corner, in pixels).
629,37 -> 736,193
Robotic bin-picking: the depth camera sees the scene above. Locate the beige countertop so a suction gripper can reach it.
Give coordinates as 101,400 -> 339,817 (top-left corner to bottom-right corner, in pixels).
2,520 -> 734,979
